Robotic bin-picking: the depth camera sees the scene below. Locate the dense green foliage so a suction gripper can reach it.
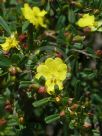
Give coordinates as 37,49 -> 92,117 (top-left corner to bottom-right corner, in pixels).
0,0 -> 102,135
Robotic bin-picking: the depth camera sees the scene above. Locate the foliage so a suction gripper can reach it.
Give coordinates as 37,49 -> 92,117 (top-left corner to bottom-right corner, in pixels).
0,0 -> 102,136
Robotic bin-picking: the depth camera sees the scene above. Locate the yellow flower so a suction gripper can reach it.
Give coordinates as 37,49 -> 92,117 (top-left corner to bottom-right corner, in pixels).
21,3 -> 47,28
0,33 -> 19,51
35,58 -> 68,94
77,14 -> 96,29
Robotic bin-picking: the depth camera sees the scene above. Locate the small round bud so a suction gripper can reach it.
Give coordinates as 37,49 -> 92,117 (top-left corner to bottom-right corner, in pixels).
64,32 -> 72,40
60,111 -> 65,117
19,117 -> 24,124
68,98 -> 73,105
55,96 -> 61,102
0,119 -> 7,126
8,66 -> 17,75
3,51 -> 9,56
70,104 -> 78,111
5,104 -> 12,113
23,44 -> 28,49
85,91 -> 91,97
38,86 -> 46,94
83,27 -> 91,33
55,52 -> 62,58
88,112 -> 93,116
95,50 -> 102,56
19,34 -> 27,42
83,122 -> 91,129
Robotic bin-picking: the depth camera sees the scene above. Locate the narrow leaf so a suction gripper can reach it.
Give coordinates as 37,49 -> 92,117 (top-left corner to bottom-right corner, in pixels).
33,97 -> 51,107
0,16 -> 11,35
45,114 -> 60,124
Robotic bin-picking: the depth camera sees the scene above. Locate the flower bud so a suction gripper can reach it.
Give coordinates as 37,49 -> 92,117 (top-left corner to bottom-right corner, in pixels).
8,66 -> 17,75
95,50 -> 102,56
19,117 -> 24,124
60,111 -> 65,117
70,104 -> 78,111
83,122 -> 91,129
38,86 -> 46,94
83,27 -> 91,33
19,34 -> 27,42
88,112 -> 94,116
3,50 -> 9,56
5,104 -> 12,113
68,98 -> 73,105
55,96 -> 61,102
23,44 -> 28,49
0,119 -> 7,126
64,32 -> 72,41
85,91 -> 91,97
55,52 -> 62,58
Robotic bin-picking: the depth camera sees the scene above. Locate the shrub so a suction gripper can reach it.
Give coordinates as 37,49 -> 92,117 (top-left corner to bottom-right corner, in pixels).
0,0 -> 102,135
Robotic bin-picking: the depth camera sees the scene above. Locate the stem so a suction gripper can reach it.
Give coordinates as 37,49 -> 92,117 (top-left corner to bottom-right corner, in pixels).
28,24 -> 34,50
63,119 -> 70,136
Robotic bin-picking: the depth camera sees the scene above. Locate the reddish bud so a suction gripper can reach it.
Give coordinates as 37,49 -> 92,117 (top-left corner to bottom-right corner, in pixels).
64,32 -> 72,40
55,52 -> 62,58
2,51 -> 10,58
0,119 -> 7,126
83,27 -> 91,33
5,104 -> 12,113
88,112 -> 94,116
23,44 -> 28,49
95,50 -> 102,56
38,86 -> 46,94
19,34 -> 27,42
70,104 -> 78,111
60,111 -> 65,117
83,122 -> 91,129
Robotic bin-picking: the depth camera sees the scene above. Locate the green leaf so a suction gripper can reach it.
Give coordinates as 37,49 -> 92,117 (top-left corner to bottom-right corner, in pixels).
19,81 -> 33,88
0,16 -> 11,35
92,94 -> 102,104
68,9 -> 76,24
0,55 -> 12,67
45,114 -> 60,124
56,15 -> 66,30
22,21 -> 29,33
74,43 -> 83,50
33,97 -> 51,107
11,54 -> 21,64
0,37 -> 5,44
